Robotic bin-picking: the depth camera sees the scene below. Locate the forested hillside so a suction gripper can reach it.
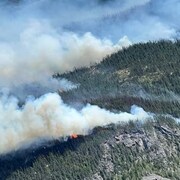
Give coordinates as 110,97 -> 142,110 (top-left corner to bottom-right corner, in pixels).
3,117 -> 180,180
1,41 -> 180,180
57,40 -> 180,116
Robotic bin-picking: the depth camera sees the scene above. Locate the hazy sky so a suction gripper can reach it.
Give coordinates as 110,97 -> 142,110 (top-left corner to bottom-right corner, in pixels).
0,0 -> 178,154
0,0 -> 179,95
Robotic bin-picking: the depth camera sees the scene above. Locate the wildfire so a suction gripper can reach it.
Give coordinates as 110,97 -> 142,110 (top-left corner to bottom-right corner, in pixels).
70,134 -> 78,139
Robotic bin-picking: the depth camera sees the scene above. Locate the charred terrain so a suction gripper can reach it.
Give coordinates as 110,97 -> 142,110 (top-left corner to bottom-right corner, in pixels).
1,41 -> 180,180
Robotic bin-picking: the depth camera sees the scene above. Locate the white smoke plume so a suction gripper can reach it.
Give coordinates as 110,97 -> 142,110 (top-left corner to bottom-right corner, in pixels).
0,0 -> 179,90
0,19 -> 131,87
0,0 -> 179,154
0,93 -> 151,155
0,8 -> 131,90
0,16 -> 131,90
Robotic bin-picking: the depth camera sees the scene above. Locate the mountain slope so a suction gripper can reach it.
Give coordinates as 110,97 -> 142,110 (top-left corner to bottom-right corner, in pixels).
6,118 -> 180,180
57,40 -> 180,116
1,40 -> 180,180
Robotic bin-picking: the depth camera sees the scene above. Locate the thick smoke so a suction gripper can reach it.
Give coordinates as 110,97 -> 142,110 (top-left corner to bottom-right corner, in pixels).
0,8 -> 131,90
0,93 -> 151,155
0,0 -> 179,153
0,0 -> 179,90
0,20 -> 131,88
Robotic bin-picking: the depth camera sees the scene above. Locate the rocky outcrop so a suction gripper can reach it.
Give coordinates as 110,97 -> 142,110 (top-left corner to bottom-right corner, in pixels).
99,143 -> 114,173
142,174 -> 170,180
85,173 -> 103,180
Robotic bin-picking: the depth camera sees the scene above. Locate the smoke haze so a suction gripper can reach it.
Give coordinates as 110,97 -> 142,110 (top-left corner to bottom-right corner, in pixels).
0,0 -> 179,153
0,0 -> 179,89
0,93 -> 151,154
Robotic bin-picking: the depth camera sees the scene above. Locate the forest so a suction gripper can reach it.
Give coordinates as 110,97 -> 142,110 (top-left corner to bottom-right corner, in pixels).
1,40 -> 180,180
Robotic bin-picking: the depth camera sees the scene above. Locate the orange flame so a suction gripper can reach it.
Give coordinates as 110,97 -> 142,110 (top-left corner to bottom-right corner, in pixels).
70,134 -> 78,139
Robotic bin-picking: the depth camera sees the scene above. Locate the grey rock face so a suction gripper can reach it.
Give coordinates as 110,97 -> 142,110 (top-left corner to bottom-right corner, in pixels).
142,174 -> 170,180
